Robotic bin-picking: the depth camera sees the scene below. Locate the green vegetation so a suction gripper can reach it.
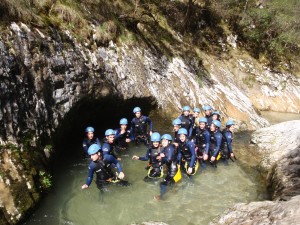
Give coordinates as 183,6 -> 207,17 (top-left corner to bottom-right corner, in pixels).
39,171 -> 52,189
0,0 -> 299,69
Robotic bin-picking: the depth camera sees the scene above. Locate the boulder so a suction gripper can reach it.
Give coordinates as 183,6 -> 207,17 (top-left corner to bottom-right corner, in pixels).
210,195 -> 300,225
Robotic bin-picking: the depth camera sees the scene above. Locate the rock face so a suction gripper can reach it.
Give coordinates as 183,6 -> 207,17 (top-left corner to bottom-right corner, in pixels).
210,195 -> 300,225
0,21 -> 299,224
211,121 -> 300,224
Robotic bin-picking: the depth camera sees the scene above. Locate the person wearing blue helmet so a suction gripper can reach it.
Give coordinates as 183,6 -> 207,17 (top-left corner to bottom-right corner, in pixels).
220,120 -> 236,162
154,134 -> 179,200
195,117 -> 210,167
212,111 -> 221,121
192,107 -> 201,137
102,129 -> 125,179
178,106 -> 193,139
132,132 -> 163,181
115,118 -> 132,152
82,126 -> 101,158
203,105 -> 213,129
209,120 -> 223,167
130,107 -> 153,146
172,118 -> 182,147
177,128 -> 198,176
82,144 -> 129,193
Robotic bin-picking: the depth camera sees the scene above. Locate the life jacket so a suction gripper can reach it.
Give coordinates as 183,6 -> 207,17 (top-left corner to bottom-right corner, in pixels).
132,116 -> 148,136
178,141 -> 193,161
196,128 -> 207,149
83,137 -> 99,149
93,160 -> 115,182
148,146 -> 161,168
179,115 -> 192,131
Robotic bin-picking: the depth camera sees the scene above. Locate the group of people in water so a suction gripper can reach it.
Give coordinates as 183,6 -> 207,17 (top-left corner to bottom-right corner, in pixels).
81,105 -> 236,200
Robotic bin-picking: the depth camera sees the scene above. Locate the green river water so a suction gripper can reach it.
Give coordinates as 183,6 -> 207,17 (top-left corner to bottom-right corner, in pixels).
23,111 -> 300,225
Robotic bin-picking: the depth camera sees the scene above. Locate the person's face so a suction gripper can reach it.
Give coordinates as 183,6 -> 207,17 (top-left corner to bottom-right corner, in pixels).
161,139 -> 169,147
173,125 -> 180,132
205,110 -> 211,116
179,134 -> 186,142
152,142 -> 159,147
199,122 -> 206,129
106,135 -> 115,143
183,111 -> 189,116
229,125 -> 235,133
90,152 -> 100,161
87,132 -> 94,140
212,114 -> 218,120
135,112 -> 141,118
210,124 -> 217,132
120,124 -> 127,130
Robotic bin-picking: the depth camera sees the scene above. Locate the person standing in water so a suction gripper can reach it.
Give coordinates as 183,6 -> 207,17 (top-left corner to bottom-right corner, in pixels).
130,107 -> 153,145
82,127 -> 101,158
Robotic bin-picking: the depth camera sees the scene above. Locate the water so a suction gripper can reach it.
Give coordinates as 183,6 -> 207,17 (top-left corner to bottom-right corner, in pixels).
25,149 -> 266,224
260,111 -> 300,125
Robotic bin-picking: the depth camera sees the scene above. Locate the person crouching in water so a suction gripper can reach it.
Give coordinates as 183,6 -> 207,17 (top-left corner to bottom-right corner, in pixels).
115,118 -> 132,153
177,128 -> 198,176
209,120 -> 223,167
220,120 -> 236,163
195,117 -> 210,168
81,144 -> 129,194
102,129 -> 125,179
132,132 -> 163,181
82,126 -> 101,158
154,134 -> 180,200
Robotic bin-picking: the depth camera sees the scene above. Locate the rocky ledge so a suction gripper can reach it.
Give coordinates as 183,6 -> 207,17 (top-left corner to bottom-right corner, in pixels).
211,120 -> 300,224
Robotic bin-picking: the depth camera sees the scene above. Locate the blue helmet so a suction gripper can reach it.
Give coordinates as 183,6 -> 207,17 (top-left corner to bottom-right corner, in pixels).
88,144 -> 101,155
226,120 -> 235,127
193,107 -> 201,113
133,107 -> 141,114
151,132 -> 161,142
212,111 -> 220,115
203,105 -> 212,111
199,117 -> 208,123
105,129 -> 115,136
119,118 -> 128,125
182,106 -> 190,112
161,134 -> 172,141
178,128 -> 188,135
85,127 -> 94,133
172,118 -> 182,126
212,120 -> 221,128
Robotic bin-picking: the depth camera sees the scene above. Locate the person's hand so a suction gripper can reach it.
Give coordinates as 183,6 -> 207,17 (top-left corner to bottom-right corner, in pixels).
187,167 -> 193,174
160,153 -> 165,158
82,184 -> 88,189
120,129 -> 125,134
231,153 -> 234,158
149,131 -> 153,136
118,172 -> 125,179
203,154 -> 208,161
117,157 -> 122,161
126,138 -> 131,143
211,156 -> 216,162
132,155 -> 139,160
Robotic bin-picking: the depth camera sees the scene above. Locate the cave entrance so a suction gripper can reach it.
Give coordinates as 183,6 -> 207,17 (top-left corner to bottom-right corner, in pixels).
53,96 -> 157,160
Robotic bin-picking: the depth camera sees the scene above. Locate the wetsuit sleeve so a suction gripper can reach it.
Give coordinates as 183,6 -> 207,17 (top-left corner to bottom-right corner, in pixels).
177,149 -> 182,164
146,117 -> 153,132
85,162 -> 95,186
96,138 -> 101,149
225,132 -> 233,153
102,143 -> 109,156
213,133 -> 222,157
130,119 -> 135,139
105,155 -> 123,172
139,148 -> 150,161
204,131 -> 210,154
188,124 -> 193,139
188,141 -> 196,168
162,146 -> 174,164
114,129 -> 121,139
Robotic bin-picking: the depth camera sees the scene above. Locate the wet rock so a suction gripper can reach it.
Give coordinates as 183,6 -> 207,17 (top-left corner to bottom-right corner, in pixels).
131,222 -> 169,225
250,120 -> 300,200
210,195 -> 300,225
